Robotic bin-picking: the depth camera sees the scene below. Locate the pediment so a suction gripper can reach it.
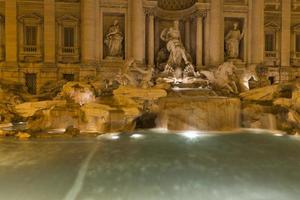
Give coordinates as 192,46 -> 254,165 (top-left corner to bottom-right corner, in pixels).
56,14 -> 79,24
293,24 -> 300,31
18,13 -> 43,24
264,21 -> 280,31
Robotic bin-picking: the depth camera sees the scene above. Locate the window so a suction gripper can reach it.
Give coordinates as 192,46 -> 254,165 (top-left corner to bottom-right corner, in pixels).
25,73 -> 37,95
25,26 -> 37,46
63,27 -> 75,48
63,74 -> 75,82
57,15 -> 80,63
18,14 -> 43,61
296,34 -> 300,53
265,33 -> 275,52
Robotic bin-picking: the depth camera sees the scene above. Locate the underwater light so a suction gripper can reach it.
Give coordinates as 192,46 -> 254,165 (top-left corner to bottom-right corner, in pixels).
97,133 -> 121,140
47,129 -> 66,134
130,134 -> 144,139
181,131 -> 200,139
111,135 -> 120,140
149,128 -> 169,133
274,133 -> 284,137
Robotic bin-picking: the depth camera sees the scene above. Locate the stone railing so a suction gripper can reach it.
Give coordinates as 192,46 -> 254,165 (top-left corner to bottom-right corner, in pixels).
58,46 -> 80,63
19,45 -> 43,62
291,51 -> 300,66
61,47 -> 77,54
23,45 -> 38,53
265,51 -> 278,58
264,51 -> 280,66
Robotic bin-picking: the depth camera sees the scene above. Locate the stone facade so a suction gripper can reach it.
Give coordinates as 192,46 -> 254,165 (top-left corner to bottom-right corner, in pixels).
0,0 -> 299,94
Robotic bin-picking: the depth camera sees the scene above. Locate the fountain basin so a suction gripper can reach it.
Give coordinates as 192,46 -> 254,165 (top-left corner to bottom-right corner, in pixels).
157,96 -> 241,131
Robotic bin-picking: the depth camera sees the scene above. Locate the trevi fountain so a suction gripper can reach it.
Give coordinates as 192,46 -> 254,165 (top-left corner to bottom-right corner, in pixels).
0,17 -> 300,137
1,1 -> 300,200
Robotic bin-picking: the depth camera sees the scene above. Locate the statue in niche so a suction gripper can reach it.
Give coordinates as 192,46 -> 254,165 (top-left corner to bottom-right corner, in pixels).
225,22 -> 244,59
159,20 -> 196,80
104,19 -> 124,58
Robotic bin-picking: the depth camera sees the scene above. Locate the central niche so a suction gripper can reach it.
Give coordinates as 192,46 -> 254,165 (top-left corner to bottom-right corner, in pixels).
158,0 -> 196,10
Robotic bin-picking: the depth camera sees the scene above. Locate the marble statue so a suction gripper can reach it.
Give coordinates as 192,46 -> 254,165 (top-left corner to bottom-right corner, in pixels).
200,62 -> 239,94
104,20 -> 124,58
239,64 -> 259,92
116,58 -> 153,88
225,22 -> 244,59
160,21 -> 195,80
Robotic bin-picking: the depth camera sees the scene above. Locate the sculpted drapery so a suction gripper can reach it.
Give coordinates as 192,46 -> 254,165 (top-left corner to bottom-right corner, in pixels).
225,23 -> 244,59
104,20 -> 124,58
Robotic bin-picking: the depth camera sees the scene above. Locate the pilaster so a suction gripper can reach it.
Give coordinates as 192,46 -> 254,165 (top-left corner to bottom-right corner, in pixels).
250,0 -> 264,64
81,0 -> 96,65
145,8 -> 156,66
44,0 -> 56,65
129,0 -> 145,63
209,0 -> 224,66
281,0 -> 291,67
5,0 -> 17,66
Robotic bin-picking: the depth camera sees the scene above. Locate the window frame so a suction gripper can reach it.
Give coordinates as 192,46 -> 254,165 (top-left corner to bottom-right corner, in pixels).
265,32 -> 276,52
18,13 -> 43,61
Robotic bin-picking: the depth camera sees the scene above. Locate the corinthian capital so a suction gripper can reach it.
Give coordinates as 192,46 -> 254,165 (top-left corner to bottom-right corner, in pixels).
191,9 -> 207,19
144,8 -> 157,16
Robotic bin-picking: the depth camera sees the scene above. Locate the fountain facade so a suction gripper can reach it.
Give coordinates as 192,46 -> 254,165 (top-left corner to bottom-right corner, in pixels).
0,0 -> 299,136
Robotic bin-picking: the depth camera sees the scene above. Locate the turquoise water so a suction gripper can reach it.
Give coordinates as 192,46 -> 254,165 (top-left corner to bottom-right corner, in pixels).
0,131 -> 300,200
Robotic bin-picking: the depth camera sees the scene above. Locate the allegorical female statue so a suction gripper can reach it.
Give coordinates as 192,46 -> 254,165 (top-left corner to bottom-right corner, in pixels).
225,22 -> 244,59
104,20 -> 124,58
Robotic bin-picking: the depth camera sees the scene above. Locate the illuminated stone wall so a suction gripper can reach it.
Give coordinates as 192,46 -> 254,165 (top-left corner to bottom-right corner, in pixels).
0,0 -> 299,94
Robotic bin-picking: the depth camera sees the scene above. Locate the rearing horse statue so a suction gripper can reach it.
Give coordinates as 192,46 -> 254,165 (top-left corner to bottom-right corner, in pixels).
200,62 -> 239,94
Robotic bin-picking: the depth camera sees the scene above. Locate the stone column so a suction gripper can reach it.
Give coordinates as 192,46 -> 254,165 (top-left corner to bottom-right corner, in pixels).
185,19 -> 191,52
209,0 -> 224,66
129,0 -> 145,63
196,13 -> 204,67
81,0 -> 96,65
281,0 -> 291,67
250,0 -> 264,64
146,9 -> 155,66
0,16 -> 4,61
5,0 -> 17,64
44,0 -> 56,65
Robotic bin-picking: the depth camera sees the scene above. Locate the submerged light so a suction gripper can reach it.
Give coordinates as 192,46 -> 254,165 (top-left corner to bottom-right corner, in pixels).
97,133 -> 121,140
180,131 -> 200,139
130,133 -> 144,139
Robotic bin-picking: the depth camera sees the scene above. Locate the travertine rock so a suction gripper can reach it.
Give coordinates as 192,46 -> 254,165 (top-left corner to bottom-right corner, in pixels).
113,86 -> 167,109
288,110 -> 300,125
16,132 -> 31,139
64,125 -> 80,136
273,98 -> 292,109
292,87 -> 300,112
15,100 -> 66,118
241,104 -> 277,129
61,82 -> 96,105
26,102 -> 140,133
240,85 -> 279,101
38,80 -> 67,100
